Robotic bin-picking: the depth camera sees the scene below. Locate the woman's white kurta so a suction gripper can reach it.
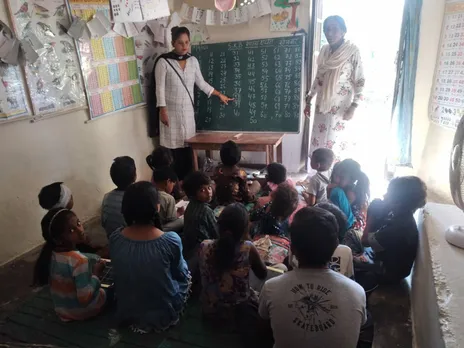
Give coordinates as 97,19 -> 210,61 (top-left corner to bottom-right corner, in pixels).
309,45 -> 365,161
155,56 -> 214,149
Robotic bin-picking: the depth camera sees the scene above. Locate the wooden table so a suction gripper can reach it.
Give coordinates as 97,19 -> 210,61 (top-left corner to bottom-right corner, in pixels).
186,133 -> 285,171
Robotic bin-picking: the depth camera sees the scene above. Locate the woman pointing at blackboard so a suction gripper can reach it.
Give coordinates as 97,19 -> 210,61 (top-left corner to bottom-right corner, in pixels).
155,26 -> 233,180
305,16 -> 365,161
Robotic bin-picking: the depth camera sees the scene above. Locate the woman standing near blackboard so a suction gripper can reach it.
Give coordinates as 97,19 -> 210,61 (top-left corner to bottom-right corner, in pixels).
305,16 -> 365,161
155,27 -> 233,180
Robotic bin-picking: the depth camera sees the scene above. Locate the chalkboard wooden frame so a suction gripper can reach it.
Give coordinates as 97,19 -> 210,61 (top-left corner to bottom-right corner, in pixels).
192,35 -> 305,133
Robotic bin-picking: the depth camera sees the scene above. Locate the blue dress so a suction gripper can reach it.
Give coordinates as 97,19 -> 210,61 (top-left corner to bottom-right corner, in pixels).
109,230 -> 190,330
330,187 -> 355,228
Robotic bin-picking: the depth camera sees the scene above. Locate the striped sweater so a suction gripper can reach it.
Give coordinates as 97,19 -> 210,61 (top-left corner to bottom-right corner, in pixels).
49,251 -> 106,321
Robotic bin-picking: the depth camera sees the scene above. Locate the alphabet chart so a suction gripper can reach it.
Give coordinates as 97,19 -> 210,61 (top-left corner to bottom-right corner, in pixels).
430,1 -> 464,129
69,0 -> 143,119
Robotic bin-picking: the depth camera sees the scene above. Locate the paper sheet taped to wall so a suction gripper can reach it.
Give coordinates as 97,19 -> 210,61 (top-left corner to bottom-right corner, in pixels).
429,1 -> 464,129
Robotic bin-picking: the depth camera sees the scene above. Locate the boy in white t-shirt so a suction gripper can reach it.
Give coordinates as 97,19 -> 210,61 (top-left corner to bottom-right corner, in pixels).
290,202 -> 354,279
301,148 -> 335,206
259,207 -> 366,348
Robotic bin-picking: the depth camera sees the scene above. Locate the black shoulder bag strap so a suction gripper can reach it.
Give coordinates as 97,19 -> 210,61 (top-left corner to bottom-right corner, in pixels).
163,58 -> 195,108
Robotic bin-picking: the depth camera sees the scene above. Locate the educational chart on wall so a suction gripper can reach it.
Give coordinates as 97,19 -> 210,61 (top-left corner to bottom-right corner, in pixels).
133,31 -> 167,101
0,64 -> 30,118
7,0 -> 86,114
430,1 -> 464,129
270,0 -> 301,32
192,36 -> 304,132
69,0 -> 143,119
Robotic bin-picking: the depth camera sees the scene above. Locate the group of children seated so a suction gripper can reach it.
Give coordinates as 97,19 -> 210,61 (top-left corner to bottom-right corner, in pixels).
32,140 -> 427,347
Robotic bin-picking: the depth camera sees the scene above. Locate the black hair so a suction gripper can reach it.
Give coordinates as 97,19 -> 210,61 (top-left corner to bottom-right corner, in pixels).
290,207 -> 339,267
266,162 -> 287,185
220,141 -> 241,167
315,202 -> 348,242
182,171 -> 211,199
388,176 -> 427,213
33,209 -> 76,285
215,203 -> 249,273
332,159 -> 370,208
146,146 -> 173,171
38,182 -> 63,210
215,176 -> 242,206
323,15 -> 347,33
312,148 -> 335,171
152,166 -> 178,184
121,181 -> 162,229
171,26 -> 190,42
110,156 -> 136,190
270,182 -> 299,220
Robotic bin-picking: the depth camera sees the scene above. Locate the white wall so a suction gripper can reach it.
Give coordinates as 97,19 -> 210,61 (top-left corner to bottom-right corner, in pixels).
412,0 -> 454,203
0,106 -> 153,265
408,0 -> 453,203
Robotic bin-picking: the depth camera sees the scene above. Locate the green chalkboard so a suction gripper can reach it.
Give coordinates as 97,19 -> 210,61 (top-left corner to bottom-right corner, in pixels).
192,36 -> 304,132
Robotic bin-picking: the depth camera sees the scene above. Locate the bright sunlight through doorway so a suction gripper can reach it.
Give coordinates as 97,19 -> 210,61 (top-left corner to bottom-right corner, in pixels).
320,0 -> 404,198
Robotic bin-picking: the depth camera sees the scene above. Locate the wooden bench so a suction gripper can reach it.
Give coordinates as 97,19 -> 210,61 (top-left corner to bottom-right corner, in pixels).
186,133 -> 285,171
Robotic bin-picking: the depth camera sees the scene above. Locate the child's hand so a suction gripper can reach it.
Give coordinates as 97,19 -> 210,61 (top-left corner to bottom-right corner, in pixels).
177,206 -> 185,217
93,260 -> 106,278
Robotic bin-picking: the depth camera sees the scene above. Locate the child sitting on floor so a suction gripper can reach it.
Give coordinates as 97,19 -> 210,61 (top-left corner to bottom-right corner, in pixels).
250,183 -> 298,265
109,182 -> 191,333
38,183 -> 103,255
146,146 -> 184,201
152,166 -> 183,226
256,162 -> 295,208
199,203 -> 267,323
301,148 -> 334,206
360,176 -> 427,284
33,209 -> 106,321
290,202 -> 354,278
182,171 -> 218,262
259,207 -> 366,348
329,159 -> 370,245
39,182 -> 74,210
146,146 -> 173,172
213,140 -> 259,201
101,156 -> 136,237
213,140 -> 247,180
251,182 -> 299,239
213,175 -> 243,218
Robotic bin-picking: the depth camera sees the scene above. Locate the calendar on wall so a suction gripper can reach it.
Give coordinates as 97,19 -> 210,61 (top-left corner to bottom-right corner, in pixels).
68,0 -> 143,119
429,1 -> 464,129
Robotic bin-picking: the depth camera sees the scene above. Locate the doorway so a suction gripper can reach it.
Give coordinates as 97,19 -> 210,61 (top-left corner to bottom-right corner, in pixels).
311,0 -> 404,198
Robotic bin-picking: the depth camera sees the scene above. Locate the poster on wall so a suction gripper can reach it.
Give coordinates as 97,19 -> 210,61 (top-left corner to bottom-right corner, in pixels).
0,63 -> 30,118
69,0 -> 144,119
7,0 -> 87,115
270,0 -> 301,31
183,23 -> 210,44
429,1 -> 464,129
133,30 -> 168,101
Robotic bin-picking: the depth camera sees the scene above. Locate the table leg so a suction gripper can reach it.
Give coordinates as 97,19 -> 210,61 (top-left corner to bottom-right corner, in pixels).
192,149 -> 199,171
265,146 -> 270,165
276,143 -> 283,163
205,150 -> 212,159
269,145 -> 275,163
